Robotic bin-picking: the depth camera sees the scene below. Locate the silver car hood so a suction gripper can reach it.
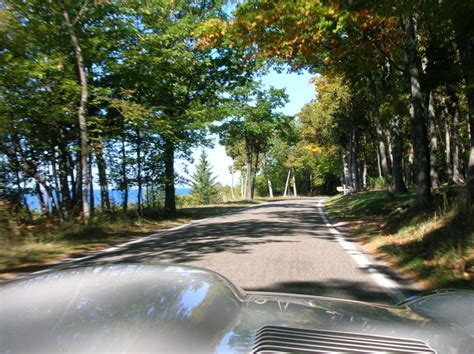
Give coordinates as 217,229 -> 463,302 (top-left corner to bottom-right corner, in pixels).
0,264 -> 472,353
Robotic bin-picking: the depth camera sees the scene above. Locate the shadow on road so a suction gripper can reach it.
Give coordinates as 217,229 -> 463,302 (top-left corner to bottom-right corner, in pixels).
64,201 -> 336,265
3,201 -> 332,280
76,217 -> 333,266
6,199 -> 416,307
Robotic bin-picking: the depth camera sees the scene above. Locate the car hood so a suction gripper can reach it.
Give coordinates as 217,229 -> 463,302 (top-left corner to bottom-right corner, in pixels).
0,264 -> 472,353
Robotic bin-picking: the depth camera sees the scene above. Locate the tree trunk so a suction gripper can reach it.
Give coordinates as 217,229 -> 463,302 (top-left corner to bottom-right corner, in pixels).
342,147 -> 353,193
402,12 -> 432,206
43,185 -> 51,213
390,116 -> 408,193
21,150 -> 51,217
50,157 -> 64,221
468,112 -> 474,200
69,151 -> 78,209
42,181 -> 58,214
75,155 -> 83,214
405,143 -> 415,186
442,99 -> 453,183
35,182 -> 48,217
262,155 -> 273,198
136,129 -> 142,214
450,1 -> 474,202
230,164 -> 236,200
267,179 -> 274,198
362,160 -> 368,189
163,138 -> 176,214
376,145 -> 382,179
368,74 -> 391,194
428,91 -> 440,189
61,2 -> 90,221
292,169 -> 297,196
94,142 -> 110,211
349,132 -> 360,192
121,135 -> 128,212
451,99 -> 464,183
88,153 -> 94,214
463,122 -> 469,182
245,149 -> 253,199
250,152 -> 259,199
386,129 -> 393,173
240,175 -> 245,199
58,132 -> 72,216
51,158 -> 61,207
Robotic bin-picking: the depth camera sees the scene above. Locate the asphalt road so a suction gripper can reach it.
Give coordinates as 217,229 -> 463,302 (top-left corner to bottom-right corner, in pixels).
49,197 -> 415,304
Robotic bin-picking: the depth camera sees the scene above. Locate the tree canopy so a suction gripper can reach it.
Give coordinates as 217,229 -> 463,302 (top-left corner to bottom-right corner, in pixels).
1,0 -> 473,232
197,0 -> 474,205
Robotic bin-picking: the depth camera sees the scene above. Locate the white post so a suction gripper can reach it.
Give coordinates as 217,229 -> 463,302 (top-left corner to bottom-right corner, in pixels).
283,169 -> 291,197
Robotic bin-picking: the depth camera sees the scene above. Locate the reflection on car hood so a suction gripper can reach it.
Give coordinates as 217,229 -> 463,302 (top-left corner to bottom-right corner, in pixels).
0,264 -> 472,353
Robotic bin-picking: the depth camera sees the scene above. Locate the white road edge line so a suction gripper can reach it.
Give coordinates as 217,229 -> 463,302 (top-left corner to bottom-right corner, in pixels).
317,200 -> 406,303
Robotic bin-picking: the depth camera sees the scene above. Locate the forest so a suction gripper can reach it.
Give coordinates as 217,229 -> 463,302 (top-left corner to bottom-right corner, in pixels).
1,0 -> 473,234
220,0 -> 474,206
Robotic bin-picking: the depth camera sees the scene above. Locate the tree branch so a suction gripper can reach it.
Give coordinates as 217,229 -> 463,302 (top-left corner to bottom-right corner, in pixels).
72,0 -> 90,26
363,33 -> 405,74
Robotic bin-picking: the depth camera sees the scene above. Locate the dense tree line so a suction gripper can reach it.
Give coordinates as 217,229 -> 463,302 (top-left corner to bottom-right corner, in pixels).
2,0 -> 473,228
215,81 -> 292,199
0,0 -> 254,222
202,0 -> 474,205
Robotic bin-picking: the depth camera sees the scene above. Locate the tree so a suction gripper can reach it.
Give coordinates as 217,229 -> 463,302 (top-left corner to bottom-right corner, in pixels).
190,150 -> 219,205
217,81 -> 290,199
1,0 -> 88,219
2,0 -> 472,233
446,1 -> 474,202
203,0 -> 474,205
297,74 -> 370,194
1,0 -> 253,220
106,0 -> 253,214
58,0 -> 93,221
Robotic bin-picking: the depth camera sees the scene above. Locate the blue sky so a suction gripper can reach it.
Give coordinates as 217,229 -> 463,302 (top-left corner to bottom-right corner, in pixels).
178,69 -> 316,187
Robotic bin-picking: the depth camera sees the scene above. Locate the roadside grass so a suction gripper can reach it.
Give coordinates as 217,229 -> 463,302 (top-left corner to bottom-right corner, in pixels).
325,188 -> 474,290
0,199 -> 261,279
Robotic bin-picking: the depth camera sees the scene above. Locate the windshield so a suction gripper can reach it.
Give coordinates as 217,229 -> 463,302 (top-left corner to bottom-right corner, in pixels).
1,1 -> 473,352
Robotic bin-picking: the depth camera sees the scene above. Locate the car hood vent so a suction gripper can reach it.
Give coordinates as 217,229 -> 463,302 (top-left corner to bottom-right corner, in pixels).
252,326 -> 435,353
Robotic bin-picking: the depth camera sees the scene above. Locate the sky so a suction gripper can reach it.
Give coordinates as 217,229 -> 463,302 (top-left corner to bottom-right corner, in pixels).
178,69 -> 316,187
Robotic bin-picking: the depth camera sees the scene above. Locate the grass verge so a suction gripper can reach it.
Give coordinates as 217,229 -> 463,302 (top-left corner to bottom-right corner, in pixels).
325,189 -> 473,290
0,200 -> 262,280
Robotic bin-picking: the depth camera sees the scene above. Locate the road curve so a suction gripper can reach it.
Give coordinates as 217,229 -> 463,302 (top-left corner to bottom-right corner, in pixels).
42,197 -> 415,304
